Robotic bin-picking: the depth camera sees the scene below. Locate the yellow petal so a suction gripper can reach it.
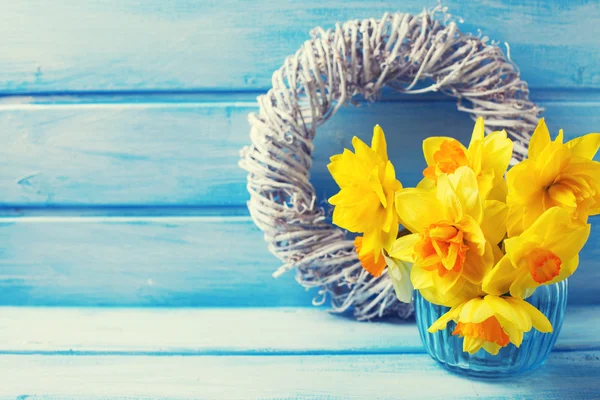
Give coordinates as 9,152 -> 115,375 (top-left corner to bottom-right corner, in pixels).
546,221 -> 590,261
381,190 -> 396,233
382,160 -> 402,192
410,266 -> 434,289
462,241 -> 494,284
498,318 -> 524,347
380,215 -> 400,253
538,144 -> 572,187
368,167 -> 387,207
548,183 -> 577,208
459,297 -> 494,323
456,215 -> 487,254
528,118 -> 551,160
360,229 -> 383,259
506,197 -> 547,238
327,149 -> 363,188
436,174 -> 463,222
506,297 -> 553,333
416,177 -> 435,190
448,166 -> 483,222
509,269 -> 538,299
484,295 -> 529,331
476,170 -> 495,200
487,176 -> 508,203
481,200 -> 508,245
506,160 -> 543,204
482,342 -> 502,355
371,125 -> 388,162
428,303 -> 465,332
395,188 -> 442,233
502,296 -> 533,331
352,136 -> 378,165
506,200 -> 527,238
330,190 -> 380,232
482,130 -> 513,178
469,118 -> 485,148
523,207 -> 590,261
467,118 -> 485,174
432,268 -> 463,296
482,255 -> 519,296
463,336 -> 485,354
565,132 -> 600,160
388,234 -> 420,262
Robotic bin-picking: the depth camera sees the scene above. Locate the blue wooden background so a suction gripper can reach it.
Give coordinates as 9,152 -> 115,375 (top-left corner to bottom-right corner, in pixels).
0,1 -> 599,398
0,1 -> 599,308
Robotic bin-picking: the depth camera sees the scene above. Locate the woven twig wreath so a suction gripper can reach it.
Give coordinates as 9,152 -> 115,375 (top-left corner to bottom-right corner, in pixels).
240,8 -> 542,320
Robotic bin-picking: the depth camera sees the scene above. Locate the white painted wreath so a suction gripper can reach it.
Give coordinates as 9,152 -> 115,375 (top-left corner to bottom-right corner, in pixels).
240,7 -> 541,320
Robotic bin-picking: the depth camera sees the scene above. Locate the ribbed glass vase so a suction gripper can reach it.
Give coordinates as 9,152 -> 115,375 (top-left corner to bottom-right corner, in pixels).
415,280 -> 568,379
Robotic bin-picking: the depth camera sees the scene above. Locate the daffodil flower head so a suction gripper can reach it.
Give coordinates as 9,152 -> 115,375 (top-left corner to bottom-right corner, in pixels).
483,207 -> 590,298
421,118 -> 514,201
389,166 -> 504,306
328,125 -> 402,262
428,295 -> 553,355
506,118 -> 600,236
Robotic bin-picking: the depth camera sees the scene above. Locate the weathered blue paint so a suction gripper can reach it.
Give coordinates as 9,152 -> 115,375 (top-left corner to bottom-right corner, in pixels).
0,306 -> 596,355
0,306 -> 597,397
0,216 -> 314,307
0,91 -> 599,207
0,1 -> 598,93
0,352 -> 598,398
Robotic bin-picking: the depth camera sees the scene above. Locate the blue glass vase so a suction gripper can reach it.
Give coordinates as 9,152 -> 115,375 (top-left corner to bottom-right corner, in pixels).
415,280 -> 568,379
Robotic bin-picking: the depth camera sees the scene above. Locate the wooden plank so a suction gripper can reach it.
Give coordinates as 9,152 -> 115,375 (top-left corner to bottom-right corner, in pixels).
0,306 -> 596,355
0,216 -> 314,307
0,1 -> 598,93
0,351 -> 598,399
0,215 -> 598,306
1,93 -> 599,207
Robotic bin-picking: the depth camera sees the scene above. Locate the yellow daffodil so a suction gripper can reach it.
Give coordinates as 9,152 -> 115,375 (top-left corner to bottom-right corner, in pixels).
389,166 -> 504,306
328,125 -> 402,262
428,295 -> 552,355
421,118 -> 513,201
506,118 -> 600,236
483,207 -> 590,298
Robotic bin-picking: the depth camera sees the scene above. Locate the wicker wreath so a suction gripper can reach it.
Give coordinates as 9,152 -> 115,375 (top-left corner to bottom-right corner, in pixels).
240,7 -> 542,320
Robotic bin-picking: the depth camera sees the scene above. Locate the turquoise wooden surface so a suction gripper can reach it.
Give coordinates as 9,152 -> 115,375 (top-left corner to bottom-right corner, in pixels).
1,0 -> 599,397
0,306 -> 596,398
0,351 -> 597,399
0,307 -> 597,355
0,1 -> 598,92
0,216 -> 314,307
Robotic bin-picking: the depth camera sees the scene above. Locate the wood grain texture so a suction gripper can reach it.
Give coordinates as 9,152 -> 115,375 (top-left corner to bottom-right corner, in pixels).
0,215 -> 598,306
0,306 -> 596,355
0,352 -> 598,399
1,92 -> 599,207
0,216 -> 314,307
0,1 -> 598,93
0,222 -> 595,307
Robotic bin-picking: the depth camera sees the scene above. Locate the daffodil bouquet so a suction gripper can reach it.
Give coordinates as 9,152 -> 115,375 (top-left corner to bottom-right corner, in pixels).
328,118 -> 599,356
